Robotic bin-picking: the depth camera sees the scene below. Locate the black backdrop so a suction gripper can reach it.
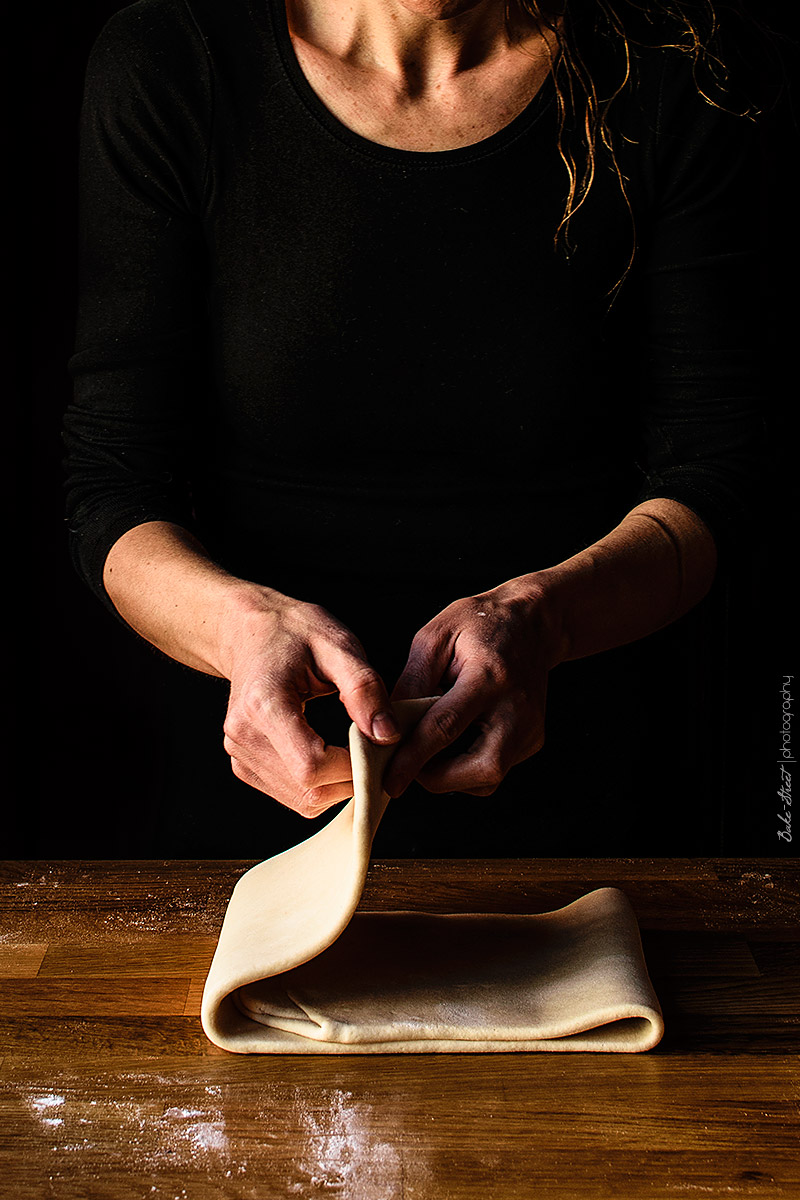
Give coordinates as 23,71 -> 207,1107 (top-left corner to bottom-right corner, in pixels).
23,1 -> 798,859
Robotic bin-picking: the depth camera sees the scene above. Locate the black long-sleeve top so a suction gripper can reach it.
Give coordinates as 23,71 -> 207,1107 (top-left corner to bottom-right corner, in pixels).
63,0 -> 766,856
65,0 -> 763,623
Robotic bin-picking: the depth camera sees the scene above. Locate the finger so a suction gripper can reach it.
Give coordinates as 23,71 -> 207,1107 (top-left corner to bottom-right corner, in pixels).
416,721 -> 511,795
316,641 -> 400,745
382,674 -> 486,797
229,696 -> 354,792
390,627 -> 451,702
418,703 -> 545,795
227,754 -> 355,817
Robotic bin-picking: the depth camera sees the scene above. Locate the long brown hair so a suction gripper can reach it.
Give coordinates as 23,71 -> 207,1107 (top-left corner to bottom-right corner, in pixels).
512,1 -> 772,296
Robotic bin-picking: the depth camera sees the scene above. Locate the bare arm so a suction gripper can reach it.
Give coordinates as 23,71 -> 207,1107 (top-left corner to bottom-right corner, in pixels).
104,522 -> 250,678
103,521 -> 400,815
539,497 -> 717,663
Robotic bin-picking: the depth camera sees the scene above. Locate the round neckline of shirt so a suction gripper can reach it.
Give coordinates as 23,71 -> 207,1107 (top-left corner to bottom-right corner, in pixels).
264,0 -> 554,167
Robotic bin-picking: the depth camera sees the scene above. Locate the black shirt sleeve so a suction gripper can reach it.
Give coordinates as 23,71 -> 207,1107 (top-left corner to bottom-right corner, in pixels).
631,54 -> 766,557
64,0 -> 213,609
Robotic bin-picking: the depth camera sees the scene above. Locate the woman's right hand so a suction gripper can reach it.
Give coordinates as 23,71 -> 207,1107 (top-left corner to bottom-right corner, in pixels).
102,522 -> 398,817
219,587 -> 400,817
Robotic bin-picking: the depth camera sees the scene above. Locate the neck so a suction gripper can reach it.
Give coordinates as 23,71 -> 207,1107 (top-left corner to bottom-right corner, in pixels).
286,0 -> 543,90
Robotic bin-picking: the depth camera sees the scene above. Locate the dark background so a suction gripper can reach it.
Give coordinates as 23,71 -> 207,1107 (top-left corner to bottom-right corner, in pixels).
23,1 -> 798,859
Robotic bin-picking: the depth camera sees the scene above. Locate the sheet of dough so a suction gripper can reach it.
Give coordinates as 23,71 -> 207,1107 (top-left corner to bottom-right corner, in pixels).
201,699 -> 664,1053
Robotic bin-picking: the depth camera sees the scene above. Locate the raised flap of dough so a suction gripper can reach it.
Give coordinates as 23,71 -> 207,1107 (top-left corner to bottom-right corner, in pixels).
201,700 -> 664,1054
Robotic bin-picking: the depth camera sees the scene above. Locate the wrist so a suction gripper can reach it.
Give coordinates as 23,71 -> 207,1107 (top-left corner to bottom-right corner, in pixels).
483,572 -> 571,669
215,580 -> 294,680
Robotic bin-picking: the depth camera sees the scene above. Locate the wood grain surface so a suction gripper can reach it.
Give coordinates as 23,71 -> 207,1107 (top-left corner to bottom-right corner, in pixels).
1,859 -> 797,1199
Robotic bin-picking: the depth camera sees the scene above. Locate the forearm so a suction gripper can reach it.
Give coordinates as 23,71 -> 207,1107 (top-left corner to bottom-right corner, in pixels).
102,521 -> 269,678
518,498 -> 718,665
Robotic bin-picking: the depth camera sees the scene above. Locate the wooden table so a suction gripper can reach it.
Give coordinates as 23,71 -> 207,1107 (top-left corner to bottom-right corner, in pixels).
1,859 -> 798,1199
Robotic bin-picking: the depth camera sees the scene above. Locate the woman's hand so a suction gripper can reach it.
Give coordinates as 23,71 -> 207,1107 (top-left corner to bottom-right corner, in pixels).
102,522 -> 399,819
382,577 -> 564,798
220,589 -> 400,816
382,500 -> 718,799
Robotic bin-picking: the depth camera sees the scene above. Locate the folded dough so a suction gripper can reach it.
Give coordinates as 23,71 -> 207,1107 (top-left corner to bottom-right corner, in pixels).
201,700 -> 664,1053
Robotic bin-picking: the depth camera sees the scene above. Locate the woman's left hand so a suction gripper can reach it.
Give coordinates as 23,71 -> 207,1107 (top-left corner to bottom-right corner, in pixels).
382,576 -> 565,798
383,499 -> 719,798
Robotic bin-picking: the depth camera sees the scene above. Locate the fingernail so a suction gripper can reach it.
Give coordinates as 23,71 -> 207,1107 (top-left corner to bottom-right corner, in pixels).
372,712 -> 400,743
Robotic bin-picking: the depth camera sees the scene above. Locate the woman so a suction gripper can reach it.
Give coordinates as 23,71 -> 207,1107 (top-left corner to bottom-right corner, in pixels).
64,0 -> 764,854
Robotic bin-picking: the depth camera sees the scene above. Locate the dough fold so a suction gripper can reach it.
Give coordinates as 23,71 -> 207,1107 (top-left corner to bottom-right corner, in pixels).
201,700 -> 664,1054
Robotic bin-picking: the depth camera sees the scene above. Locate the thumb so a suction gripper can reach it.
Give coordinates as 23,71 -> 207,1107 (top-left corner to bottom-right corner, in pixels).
317,641 -> 400,745
390,629 -> 450,702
